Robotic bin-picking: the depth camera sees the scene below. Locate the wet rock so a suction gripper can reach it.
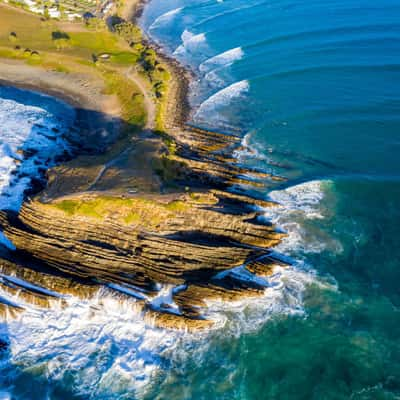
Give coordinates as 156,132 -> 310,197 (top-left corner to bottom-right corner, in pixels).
0,339 -> 8,352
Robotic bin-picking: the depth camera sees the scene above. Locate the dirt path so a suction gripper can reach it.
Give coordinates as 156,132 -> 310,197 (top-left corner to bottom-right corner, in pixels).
85,67 -> 157,190
126,66 -> 156,130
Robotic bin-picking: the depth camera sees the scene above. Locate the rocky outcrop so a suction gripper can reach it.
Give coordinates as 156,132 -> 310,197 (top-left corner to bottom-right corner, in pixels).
0,21 -> 289,330
0,185 -> 287,329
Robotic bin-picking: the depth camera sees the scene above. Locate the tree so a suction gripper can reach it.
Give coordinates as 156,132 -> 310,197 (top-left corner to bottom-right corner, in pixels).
51,31 -> 71,50
8,32 -> 17,43
43,6 -> 50,20
114,21 -> 141,46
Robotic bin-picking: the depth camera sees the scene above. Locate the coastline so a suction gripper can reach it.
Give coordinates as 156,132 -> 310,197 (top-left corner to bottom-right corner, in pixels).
126,0 -> 194,127
0,58 -> 123,153
1,2 -> 400,398
0,1 -> 286,331
130,0 -> 279,185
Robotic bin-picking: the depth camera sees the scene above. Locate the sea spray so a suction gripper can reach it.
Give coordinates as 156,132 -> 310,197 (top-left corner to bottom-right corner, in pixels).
0,87 -> 74,250
263,180 -> 342,255
173,30 -> 208,58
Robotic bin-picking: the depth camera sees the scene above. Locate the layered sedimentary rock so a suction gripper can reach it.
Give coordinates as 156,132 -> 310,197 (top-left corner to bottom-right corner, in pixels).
0,184 -> 286,329
0,23 -> 289,330
0,95 -> 289,329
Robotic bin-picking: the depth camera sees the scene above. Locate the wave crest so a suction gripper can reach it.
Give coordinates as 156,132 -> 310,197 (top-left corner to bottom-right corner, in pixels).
173,29 -> 207,57
199,47 -> 244,73
149,7 -> 183,30
194,79 -> 249,123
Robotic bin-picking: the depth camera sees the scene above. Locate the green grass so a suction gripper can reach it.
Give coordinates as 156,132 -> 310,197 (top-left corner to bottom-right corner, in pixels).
0,5 -> 132,62
68,31 -> 119,54
0,3 -> 179,198
52,196 -> 191,226
152,155 -> 186,186
110,52 -> 139,65
165,200 -> 188,212
102,70 -> 146,126
124,212 -> 141,224
0,47 -> 22,59
54,199 -> 78,215
54,197 -> 134,219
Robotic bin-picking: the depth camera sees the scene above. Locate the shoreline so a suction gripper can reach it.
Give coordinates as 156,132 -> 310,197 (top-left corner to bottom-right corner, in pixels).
0,58 -> 123,153
128,0 -> 194,127
0,2 -> 287,331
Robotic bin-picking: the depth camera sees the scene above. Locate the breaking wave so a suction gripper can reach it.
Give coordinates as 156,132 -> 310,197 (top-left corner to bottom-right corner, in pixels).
199,47 -> 244,73
0,87 -> 74,250
173,30 -> 208,58
194,80 -> 249,126
262,180 -> 342,255
149,7 -> 183,30
196,47 -> 245,88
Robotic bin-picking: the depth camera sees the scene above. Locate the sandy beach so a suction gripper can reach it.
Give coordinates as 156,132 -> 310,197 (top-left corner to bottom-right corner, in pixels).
0,58 -> 123,149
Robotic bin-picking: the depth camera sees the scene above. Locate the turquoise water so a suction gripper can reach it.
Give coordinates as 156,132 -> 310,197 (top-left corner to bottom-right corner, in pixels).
140,0 -> 400,398
0,0 -> 400,398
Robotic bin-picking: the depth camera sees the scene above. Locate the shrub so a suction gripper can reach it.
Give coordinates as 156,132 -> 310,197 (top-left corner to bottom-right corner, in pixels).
8,32 -> 17,43
114,21 -> 141,46
52,31 -> 71,50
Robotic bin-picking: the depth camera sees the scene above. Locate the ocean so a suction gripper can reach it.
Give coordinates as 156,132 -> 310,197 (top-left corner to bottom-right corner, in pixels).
0,0 -> 400,398
141,0 -> 400,398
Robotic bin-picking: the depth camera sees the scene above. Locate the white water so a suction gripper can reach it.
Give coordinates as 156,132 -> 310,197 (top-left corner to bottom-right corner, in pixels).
0,178 -> 339,398
199,47 -> 244,73
194,79 -> 249,126
0,88 -> 74,250
173,29 -> 208,58
0,257 -> 334,399
149,7 -> 183,30
263,180 -> 343,255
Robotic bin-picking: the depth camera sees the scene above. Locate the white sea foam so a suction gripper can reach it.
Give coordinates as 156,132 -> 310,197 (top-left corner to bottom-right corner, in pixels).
261,180 -> 342,255
234,131 -> 269,162
196,47 -> 245,88
173,29 -> 207,57
0,286 -> 180,398
0,89 -> 74,249
199,47 -> 244,73
194,79 -> 249,123
268,180 -> 328,219
205,265 -> 326,335
0,258 -> 335,399
149,7 -> 183,30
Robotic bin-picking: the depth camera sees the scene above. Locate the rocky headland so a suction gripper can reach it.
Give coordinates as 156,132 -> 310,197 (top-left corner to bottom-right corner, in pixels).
0,0 -> 288,330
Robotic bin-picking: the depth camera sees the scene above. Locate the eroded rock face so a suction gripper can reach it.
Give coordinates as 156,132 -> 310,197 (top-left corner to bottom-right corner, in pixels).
0,338 -> 8,352
0,109 -> 288,329
0,188 -> 286,329
0,43 -> 289,330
